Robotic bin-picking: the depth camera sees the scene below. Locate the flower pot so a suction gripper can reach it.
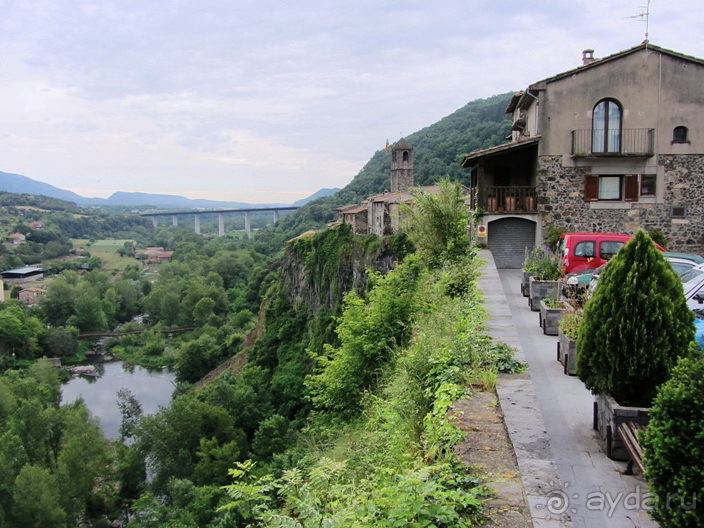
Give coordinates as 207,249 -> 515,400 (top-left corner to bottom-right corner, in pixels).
528,277 -> 559,312
524,195 -> 536,211
487,197 -> 497,212
557,327 -> 577,375
593,392 -> 650,461
520,270 -> 534,297
539,299 -> 566,335
504,196 -> 516,211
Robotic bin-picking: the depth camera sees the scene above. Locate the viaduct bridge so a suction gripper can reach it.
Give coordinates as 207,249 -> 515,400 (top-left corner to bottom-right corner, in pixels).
140,207 -> 299,239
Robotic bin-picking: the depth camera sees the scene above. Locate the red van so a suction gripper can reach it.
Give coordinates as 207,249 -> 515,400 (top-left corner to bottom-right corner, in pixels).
559,232 -> 665,274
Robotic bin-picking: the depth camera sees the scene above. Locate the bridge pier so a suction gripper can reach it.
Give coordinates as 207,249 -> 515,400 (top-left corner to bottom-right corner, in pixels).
172,215 -> 178,226
218,213 -> 225,237
194,214 -> 201,234
244,211 -> 251,239
151,216 -> 158,228
273,210 -> 280,224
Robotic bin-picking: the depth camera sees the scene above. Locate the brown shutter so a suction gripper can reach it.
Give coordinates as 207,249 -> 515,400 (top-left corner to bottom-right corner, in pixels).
624,174 -> 639,202
584,174 -> 598,201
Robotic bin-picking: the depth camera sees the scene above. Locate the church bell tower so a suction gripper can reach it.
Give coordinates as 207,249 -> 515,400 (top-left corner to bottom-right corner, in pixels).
390,138 -> 414,193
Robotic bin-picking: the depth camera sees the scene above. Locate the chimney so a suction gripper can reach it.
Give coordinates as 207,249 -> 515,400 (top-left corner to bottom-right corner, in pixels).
582,49 -> 596,65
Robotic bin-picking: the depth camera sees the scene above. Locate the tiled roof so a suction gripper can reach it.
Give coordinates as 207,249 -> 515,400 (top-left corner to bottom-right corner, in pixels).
460,137 -> 541,167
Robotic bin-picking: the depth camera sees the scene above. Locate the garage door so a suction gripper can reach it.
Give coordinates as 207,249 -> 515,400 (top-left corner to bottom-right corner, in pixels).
488,218 -> 536,269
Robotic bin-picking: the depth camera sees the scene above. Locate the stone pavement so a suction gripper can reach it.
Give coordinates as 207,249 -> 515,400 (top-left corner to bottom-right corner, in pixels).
477,250 -> 659,528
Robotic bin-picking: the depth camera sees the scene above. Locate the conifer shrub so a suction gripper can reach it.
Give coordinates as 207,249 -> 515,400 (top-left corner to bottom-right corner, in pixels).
576,230 -> 694,407
641,354 -> 704,527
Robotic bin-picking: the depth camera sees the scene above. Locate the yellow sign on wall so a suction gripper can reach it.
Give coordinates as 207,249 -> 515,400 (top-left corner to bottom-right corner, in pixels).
477,225 -> 487,238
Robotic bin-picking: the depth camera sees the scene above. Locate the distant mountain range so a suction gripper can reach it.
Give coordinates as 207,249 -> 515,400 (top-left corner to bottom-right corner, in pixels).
0,170 -> 339,209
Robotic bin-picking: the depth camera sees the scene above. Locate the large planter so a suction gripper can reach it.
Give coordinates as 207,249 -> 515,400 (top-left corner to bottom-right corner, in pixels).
557,328 -> 577,375
486,197 -> 497,212
528,277 -> 559,311
504,196 -> 516,211
593,392 -> 650,461
520,270 -> 534,297
539,299 -> 567,335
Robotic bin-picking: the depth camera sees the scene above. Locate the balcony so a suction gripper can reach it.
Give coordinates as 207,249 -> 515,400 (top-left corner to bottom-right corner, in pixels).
571,128 -> 654,157
468,186 -> 538,213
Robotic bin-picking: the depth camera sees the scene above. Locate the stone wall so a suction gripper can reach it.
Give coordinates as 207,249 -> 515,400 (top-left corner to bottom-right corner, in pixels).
537,154 -> 704,253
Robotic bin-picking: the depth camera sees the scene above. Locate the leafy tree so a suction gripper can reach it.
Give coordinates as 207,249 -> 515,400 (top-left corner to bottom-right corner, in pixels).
56,405 -> 113,525
117,388 -> 143,443
0,303 -> 43,359
577,230 -> 694,407
251,414 -> 294,460
41,326 -> 79,358
69,293 -> 108,332
402,178 -> 469,266
642,354 -> 704,527
0,431 -> 28,519
11,465 -> 67,528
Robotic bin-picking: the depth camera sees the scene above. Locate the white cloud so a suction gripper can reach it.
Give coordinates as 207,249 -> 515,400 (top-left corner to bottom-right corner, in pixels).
0,0 -> 702,202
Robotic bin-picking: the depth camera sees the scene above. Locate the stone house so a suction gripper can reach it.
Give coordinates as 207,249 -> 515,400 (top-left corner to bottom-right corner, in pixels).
18,286 -> 47,305
462,43 -> 704,268
335,203 -> 369,234
9,233 -> 25,245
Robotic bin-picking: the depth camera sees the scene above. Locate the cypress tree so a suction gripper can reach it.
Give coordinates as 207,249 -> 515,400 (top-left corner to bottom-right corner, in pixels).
576,230 -> 694,407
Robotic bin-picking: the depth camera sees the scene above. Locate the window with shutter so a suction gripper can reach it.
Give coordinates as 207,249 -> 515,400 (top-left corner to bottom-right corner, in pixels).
624,174 -> 639,202
584,174 -> 599,201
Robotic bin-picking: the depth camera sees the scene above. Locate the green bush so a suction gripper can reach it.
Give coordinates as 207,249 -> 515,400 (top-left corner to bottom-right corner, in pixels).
523,246 -> 561,280
642,354 -> 704,527
558,311 -> 583,339
576,230 -> 694,407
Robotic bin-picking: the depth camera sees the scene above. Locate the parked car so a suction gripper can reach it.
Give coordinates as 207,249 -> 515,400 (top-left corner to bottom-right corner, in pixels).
558,232 -> 666,275
662,252 -> 704,276
564,251 -> 703,288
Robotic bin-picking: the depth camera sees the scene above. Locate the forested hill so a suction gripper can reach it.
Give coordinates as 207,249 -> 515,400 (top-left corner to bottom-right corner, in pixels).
282,91 -> 513,232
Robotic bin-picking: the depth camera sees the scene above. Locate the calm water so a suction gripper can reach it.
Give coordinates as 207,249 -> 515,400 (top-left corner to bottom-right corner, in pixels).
61,361 -> 176,440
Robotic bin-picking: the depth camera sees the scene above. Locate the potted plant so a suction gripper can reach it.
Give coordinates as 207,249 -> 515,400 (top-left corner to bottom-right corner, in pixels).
526,247 -> 561,311
524,193 -> 536,212
539,297 -> 569,336
521,247 -> 537,296
504,189 -> 517,211
557,310 -> 582,375
486,192 -> 497,212
577,230 -> 694,460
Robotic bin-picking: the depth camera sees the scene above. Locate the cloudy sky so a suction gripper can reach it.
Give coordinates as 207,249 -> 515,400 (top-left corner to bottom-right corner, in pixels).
1,1 -> 702,204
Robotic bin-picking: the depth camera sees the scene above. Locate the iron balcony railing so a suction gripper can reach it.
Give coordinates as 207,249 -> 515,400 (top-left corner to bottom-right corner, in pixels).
571,128 -> 654,157
469,186 -> 537,213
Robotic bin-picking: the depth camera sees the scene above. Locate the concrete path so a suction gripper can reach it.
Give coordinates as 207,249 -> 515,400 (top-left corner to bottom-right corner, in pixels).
477,250 -> 658,528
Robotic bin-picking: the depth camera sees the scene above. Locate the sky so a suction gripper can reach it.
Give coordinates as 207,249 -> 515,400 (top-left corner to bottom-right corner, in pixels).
1,1 -> 702,204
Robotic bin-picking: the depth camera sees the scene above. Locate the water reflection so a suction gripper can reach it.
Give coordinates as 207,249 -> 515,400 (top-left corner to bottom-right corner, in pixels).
61,361 -> 176,440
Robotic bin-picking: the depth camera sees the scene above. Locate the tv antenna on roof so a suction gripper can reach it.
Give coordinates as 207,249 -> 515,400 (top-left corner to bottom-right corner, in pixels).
627,0 -> 651,48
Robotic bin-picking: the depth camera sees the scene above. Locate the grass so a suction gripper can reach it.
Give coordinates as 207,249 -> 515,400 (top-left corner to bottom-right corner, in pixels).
71,239 -> 142,272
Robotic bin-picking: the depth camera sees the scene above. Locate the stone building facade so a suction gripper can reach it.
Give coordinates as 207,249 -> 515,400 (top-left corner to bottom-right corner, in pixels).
462,43 -> 704,266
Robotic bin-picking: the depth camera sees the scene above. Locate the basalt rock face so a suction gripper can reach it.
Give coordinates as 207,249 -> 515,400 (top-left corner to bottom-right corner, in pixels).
280,226 -> 399,313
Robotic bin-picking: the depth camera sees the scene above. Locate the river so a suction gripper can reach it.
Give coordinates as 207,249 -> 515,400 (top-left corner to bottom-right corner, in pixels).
61,361 -> 176,440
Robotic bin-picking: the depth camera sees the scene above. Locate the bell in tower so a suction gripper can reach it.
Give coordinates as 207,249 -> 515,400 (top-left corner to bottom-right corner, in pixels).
390,138 -> 414,193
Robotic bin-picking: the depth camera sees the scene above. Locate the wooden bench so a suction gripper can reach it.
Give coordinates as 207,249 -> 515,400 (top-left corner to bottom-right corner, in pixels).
617,421 -> 646,475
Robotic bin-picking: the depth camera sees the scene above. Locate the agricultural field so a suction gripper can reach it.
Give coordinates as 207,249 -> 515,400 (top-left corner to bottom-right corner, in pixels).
72,239 -> 142,271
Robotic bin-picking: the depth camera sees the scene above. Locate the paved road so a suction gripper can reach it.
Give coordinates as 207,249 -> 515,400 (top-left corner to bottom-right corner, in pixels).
497,267 -> 659,528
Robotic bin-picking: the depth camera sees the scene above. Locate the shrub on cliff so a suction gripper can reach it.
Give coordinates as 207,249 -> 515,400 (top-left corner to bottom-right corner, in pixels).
402,178 -> 469,267
576,230 -> 693,407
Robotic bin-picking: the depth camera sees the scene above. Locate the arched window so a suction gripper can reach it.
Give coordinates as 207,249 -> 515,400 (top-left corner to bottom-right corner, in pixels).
592,99 -> 622,153
402,151 -> 409,161
673,126 -> 688,143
